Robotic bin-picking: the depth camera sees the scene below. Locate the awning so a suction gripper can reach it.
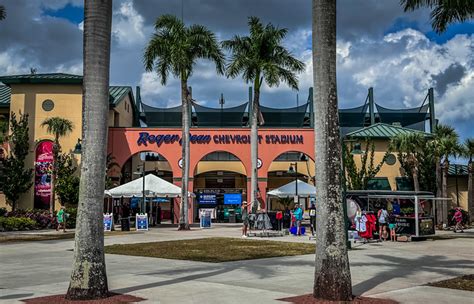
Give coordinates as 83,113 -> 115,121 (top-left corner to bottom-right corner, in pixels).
267,180 -> 316,197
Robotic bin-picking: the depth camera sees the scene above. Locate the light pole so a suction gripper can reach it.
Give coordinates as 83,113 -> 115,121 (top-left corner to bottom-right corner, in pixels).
288,162 -> 298,204
341,140 -> 364,249
133,162 -> 146,213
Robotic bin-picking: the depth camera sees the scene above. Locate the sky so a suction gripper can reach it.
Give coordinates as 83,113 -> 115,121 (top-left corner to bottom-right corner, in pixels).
0,0 -> 473,141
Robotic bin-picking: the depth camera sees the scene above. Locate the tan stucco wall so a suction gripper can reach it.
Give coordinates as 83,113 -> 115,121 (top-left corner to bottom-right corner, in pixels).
108,95 -> 134,127
1,84 -> 83,210
349,139 -> 403,190
447,176 -> 468,211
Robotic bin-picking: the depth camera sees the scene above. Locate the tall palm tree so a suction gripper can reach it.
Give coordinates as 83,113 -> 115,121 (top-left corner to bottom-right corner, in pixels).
312,1 -> 352,301
390,133 -> 427,192
41,117 -> 73,213
144,15 -> 224,230
433,124 -> 458,197
461,138 -> 474,221
401,0 -> 474,33
0,5 -> 6,20
223,16 -> 304,210
66,0 -> 112,300
439,134 -> 460,204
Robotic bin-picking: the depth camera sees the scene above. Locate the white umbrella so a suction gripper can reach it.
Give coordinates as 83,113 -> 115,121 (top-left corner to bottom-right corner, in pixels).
105,173 -> 193,198
267,180 -> 316,197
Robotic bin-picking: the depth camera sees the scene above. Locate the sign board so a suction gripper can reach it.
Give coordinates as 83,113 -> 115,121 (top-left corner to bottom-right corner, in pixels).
199,208 -> 216,219
136,213 -> 149,231
200,210 -> 212,229
395,217 -> 435,236
198,193 -> 217,205
224,193 -> 242,205
103,213 -> 113,232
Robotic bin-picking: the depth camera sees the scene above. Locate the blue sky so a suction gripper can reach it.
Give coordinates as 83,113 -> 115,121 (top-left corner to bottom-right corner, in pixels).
0,0 -> 473,146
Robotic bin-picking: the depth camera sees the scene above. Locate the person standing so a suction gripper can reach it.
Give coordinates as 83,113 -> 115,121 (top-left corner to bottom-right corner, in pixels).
275,210 -> 283,231
309,203 -> 316,235
56,206 -> 66,232
293,203 -> 303,236
378,207 -> 389,241
453,207 -> 464,233
241,201 -> 249,238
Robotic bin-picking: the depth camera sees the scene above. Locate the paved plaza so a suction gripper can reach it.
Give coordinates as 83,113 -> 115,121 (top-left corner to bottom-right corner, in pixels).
0,225 -> 473,303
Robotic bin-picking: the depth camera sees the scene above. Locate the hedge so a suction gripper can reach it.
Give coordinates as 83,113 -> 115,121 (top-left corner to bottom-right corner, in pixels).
0,217 -> 37,231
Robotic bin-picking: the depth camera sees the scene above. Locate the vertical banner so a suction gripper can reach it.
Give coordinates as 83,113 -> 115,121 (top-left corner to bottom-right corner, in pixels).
103,213 -> 113,231
34,141 -> 53,209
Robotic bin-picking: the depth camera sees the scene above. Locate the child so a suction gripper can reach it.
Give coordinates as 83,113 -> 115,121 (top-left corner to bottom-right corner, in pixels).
388,212 -> 396,241
56,206 -> 66,232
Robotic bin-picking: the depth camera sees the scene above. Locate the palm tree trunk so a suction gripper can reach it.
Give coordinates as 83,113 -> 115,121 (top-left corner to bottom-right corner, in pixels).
66,0 -> 112,299
442,159 -> 449,224
468,160 -> 473,222
312,0 -> 352,300
179,78 -> 190,230
413,166 -> 420,192
435,158 -> 442,224
250,80 -> 260,211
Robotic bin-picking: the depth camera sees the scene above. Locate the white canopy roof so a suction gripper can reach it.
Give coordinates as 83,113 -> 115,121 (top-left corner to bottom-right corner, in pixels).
267,180 -> 316,197
105,174 -> 192,198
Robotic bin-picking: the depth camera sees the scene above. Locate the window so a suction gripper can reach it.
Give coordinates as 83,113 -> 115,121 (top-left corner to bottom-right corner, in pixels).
396,177 -> 414,191
366,177 -> 392,190
275,152 -> 306,161
202,152 -> 239,161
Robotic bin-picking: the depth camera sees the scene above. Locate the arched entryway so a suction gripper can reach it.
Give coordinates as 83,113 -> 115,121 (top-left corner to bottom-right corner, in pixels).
193,151 -> 247,223
266,151 -> 315,212
115,151 -> 176,224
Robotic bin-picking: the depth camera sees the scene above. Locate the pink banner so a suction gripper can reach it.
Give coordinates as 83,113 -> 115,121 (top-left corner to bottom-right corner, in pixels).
34,141 -> 53,209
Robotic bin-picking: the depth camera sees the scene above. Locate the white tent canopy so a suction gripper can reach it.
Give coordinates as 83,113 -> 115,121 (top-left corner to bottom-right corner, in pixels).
105,174 -> 192,198
267,180 -> 316,197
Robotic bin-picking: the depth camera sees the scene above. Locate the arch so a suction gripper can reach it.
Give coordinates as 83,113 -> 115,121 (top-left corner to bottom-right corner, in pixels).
259,147 -> 314,178
193,151 -> 247,176
190,148 -> 250,180
119,150 -> 173,185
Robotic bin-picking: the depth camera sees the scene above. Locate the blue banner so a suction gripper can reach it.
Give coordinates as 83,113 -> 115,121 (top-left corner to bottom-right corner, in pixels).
224,193 -> 242,205
103,213 -> 113,232
198,193 -> 217,205
136,213 -> 149,231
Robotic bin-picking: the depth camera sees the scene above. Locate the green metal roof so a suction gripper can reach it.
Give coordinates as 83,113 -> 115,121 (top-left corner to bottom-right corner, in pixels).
346,123 -> 431,139
109,86 -> 133,106
448,164 -> 468,176
0,73 -> 83,84
0,85 -> 10,108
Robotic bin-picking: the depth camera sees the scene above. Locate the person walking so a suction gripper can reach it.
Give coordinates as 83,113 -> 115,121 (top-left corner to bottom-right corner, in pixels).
241,201 -> 249,238
293,203 -> 303,236
453,207 -> 464,233
56,206 -> 66,232
309,203 -> 316,236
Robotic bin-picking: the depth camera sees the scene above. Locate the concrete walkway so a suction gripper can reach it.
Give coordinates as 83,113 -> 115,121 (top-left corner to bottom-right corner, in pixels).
0,226 -> 473,303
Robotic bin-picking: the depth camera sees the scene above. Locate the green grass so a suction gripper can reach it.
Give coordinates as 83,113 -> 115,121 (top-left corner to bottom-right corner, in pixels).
427,275 -> 474,292
104,237 -> 316,262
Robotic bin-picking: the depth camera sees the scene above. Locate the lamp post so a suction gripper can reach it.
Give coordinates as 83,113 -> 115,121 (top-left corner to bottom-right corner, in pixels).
133,162 -> 146,213
288,162 -> 298,204
341,140 -> 364,249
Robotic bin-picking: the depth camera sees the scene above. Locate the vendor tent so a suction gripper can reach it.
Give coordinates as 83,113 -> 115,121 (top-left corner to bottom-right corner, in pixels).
105,174 -> 191,198
267,180 -> 316,197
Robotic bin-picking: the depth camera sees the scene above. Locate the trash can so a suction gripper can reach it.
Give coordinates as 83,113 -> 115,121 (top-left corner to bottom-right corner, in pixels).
121,217 -> 130,231
228,209 -> 236,223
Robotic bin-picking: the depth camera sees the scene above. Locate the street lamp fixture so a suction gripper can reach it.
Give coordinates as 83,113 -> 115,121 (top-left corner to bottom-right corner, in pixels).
73,138 -> 82,154
133,163 -> 146,213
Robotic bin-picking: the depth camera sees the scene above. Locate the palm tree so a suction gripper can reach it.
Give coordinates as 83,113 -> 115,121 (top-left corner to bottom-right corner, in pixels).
41,117 -> 73,213
401,0 -> 474,33
439,134 -> 460,208
66,0 -> 112,300
433,124 -> 458,197
312,0 -> 352,301
461,138 -> 474,221
0,5 -> 6,21
390,133 -> 427,192
223,17 -> 304,211
144,15 -> 224,230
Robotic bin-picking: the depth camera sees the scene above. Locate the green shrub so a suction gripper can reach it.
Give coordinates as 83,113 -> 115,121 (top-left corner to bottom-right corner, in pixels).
65,207 -> 77,229
0,217 -> 37,231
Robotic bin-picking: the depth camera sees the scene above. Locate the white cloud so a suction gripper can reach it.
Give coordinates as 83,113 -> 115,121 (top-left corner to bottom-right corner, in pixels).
112,0 -> 147,47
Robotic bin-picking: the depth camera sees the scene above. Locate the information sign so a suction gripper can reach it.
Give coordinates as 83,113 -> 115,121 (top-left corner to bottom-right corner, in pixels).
198,193 -> 217,205
136,213 -> 149,231
200,210 -> 212,229
103,213 -> 113,232
223,193 -> 242,205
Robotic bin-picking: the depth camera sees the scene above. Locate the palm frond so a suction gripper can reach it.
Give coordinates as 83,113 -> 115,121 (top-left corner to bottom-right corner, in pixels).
0,5 -> 6,20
